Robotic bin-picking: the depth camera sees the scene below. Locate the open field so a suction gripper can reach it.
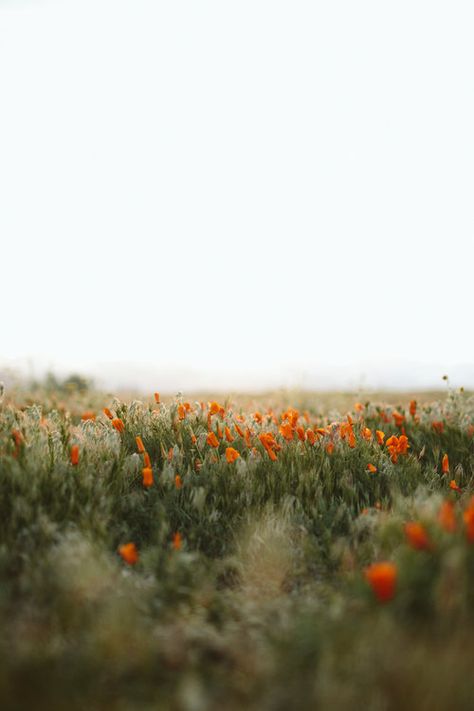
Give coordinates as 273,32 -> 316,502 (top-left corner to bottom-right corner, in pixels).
1,383 -> 474,710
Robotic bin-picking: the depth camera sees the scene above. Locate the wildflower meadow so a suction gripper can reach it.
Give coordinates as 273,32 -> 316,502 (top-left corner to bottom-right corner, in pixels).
1,381 -> 474,710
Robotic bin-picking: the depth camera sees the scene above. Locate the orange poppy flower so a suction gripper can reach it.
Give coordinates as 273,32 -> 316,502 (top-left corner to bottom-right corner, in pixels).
404,522 -> 431,551
397,435 -> 409,454
281,408 -> 299,428
172,532 -> 182,551
208,401 -> 222,416
409,400 -> 417,417
206,431 -> 219,448
154,392 -> 160,404
225,426 -> 234,443
142,467 -> 154,488
259,432 -> 279,460
392,411 -> 405,428
326,442 -> 334,455
70,444 -> 79,466
367,463 -> 377,473
365,562 -> 397,603
81,411 -> 96,421
449,480 -> 461,493
361,427 -> 372,441
103,407 -> 114,420
253,412 -> 263,424
191,433 -> 197,445
216,423 -> 223,440
442,453 -> 450,474
386,434 -> 409,463
339,421 -> 351,440
317,427 -> 330,436
354,402 -> 364,412
463,500 -> 474,542
112,418 -> 125,434
168,447 -> 174,462
118,542 -> 138,565
432,420 -> 444,434
375,430 -> 385,445
143,452 -> 151,468
225,447 -> 240,463
306,428 -> 316,445
348,430 -> 356,448
175,474 -> 183,489
177,404 -> 186,421
279,422 -> 294,441
135,436 -> 145,454
438,500 -> 456,533
296,426 -> 306,442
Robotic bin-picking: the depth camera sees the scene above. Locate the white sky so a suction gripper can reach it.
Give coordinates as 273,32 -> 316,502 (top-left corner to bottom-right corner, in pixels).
1,0 -> 473,391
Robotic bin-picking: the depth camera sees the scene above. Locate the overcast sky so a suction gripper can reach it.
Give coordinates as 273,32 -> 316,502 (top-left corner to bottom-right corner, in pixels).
1,0 -> 473,391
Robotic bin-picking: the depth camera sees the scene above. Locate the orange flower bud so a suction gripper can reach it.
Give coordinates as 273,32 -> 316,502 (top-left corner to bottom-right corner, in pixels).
441,453 -> 449,474
70,444 -> 79,466
234,422 -> 245,438
135,436 -> 145,453
112,418 -> 125,434
142,467 -> 153,488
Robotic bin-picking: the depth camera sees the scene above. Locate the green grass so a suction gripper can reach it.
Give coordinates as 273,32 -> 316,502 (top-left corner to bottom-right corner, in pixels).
0,384 -> 473,710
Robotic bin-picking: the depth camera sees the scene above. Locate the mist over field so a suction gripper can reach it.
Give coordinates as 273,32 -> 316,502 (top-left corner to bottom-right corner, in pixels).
2,358 -> 474,394
0,362 -> 474,394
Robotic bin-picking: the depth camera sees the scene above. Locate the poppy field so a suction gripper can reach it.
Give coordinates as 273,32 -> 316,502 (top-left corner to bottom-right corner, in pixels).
1,383 -> 474,710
